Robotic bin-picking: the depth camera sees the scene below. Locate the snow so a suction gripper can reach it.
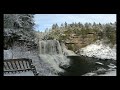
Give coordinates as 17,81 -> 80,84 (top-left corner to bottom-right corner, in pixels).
4,50 -> 13,59
61,43 -> 77,56
98,70 -> 116,76
4,71 -> 34,76
107,64 -> 116,69
83,70 -> 116,76
79,40 -> 116,60
95,62 -> 104,65
63,49 -> 77,56
82,73 -> 97,76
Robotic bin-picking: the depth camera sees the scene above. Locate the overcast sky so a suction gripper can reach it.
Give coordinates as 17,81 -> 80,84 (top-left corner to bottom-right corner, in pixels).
34,14 -> 116,32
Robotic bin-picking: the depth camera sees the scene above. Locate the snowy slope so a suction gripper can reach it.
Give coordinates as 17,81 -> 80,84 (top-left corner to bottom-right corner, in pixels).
83,70 -> 116,76
98,70 -> 116,76
79,40 -> 116,60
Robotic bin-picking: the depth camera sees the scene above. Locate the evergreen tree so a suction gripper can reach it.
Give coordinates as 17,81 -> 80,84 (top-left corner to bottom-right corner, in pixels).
4,14 -> 35,49
65,22 -> 67,28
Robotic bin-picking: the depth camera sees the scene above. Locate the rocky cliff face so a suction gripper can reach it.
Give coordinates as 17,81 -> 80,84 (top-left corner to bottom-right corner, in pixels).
65,33 -> 97,52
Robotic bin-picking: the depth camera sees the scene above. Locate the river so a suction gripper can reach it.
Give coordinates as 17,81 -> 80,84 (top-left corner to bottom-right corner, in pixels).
59,55 -> 116,76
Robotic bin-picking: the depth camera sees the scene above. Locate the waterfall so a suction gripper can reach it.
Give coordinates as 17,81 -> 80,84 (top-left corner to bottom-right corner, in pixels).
38,40 -> 63,55
37,40 -> 70,76
4,40 -> 70,76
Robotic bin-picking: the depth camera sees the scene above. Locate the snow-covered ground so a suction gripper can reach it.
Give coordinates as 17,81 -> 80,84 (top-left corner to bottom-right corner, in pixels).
98,70 -> 116,76
4,71 -> 34,76
83,70 -> 116,76
79,40 -> 116,60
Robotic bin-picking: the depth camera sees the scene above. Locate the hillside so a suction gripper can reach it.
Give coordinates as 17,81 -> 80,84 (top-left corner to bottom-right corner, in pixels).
79,40 -> 116,60
43,22 -> 116,53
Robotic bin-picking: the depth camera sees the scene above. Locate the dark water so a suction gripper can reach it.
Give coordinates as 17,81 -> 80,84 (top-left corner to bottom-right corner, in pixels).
59,55 -> 116,76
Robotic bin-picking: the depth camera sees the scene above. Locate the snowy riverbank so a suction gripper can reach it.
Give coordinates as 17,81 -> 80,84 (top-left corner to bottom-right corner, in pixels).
79,40 -> 116,60
98,70 -> 116,76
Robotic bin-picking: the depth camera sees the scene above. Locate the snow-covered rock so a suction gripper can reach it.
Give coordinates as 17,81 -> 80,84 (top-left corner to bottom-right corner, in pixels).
82,73 -> 97,76
61,43 -> 77,56
98,70 -> 116,76
83,70 -> 116,76
95,62 -> 104,65
107,63 -> 116,69
79,40 -> 116,60
4,50 -> 13,59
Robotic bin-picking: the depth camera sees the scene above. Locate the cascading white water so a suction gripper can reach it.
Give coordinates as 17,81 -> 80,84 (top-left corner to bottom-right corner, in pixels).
38,40 -> 63,55
4,40 -> 70,76
37,40 -> 70,76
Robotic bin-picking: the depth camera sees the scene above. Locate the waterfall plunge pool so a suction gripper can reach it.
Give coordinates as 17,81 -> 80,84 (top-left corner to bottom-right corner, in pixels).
59,55 -> 116,76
